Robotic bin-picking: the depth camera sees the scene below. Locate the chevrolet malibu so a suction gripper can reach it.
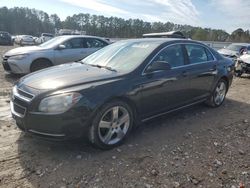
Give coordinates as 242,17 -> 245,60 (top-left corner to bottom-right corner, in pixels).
11,38 -> 234,149
2,35 -> 109,74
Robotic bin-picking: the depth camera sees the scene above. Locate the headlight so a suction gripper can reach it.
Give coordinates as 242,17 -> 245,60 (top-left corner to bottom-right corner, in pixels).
9,54 -> 29,60
38,93 -> 82,114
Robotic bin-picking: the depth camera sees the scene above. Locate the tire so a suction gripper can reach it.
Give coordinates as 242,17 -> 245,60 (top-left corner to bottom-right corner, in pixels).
235,71 -> 243,77
30,59 -> 52,72
205,79 -> 228,107
88,100 -> 134,149
20,39 -> 23,46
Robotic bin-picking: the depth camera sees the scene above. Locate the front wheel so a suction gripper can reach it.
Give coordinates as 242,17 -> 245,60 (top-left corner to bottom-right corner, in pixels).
30,59 -> 52,72
88,101 -> 133,149
205,79 -> 228,107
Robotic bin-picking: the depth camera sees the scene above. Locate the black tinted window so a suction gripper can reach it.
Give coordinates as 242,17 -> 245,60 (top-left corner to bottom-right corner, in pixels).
205,48 -> 214,61
86,38 -> 107,48
185,44 -> 209,64
63,38 -> 83,49
153,44 -> 185,68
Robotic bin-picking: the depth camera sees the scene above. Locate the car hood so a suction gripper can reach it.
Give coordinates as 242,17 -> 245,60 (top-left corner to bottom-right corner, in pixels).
5,46 -> 47,56
239,54 -> 250,64
218,48 -> 238,56
18,63 -> 120,90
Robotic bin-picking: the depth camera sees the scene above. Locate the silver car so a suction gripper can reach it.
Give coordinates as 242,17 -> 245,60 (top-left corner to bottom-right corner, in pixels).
217,43 -> 250,59
2,35 -> 109,74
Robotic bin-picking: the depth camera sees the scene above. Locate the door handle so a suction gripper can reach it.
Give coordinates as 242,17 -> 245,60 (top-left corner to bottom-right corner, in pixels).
182,71 -> 188,77
209,65 -> 217,71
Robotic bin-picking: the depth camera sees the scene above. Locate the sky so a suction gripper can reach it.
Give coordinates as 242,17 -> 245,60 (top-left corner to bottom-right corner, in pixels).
0,0 -> 249,33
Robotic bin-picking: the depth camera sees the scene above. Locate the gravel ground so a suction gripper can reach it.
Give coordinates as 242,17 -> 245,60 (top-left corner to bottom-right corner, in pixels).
0,45 -> 250,188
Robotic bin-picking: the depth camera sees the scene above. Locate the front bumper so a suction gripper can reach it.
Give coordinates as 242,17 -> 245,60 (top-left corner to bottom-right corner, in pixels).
11,98 -> 91,140
2,56 -> 31,74
235,60 -> 250,73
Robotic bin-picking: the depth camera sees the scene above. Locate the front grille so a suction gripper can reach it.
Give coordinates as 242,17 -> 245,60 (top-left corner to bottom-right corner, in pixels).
17,88 -> 34,100
13,103 -> 26,116
11,86 -> 35,118
11,101 -> 27,118
2,56 -> 11,71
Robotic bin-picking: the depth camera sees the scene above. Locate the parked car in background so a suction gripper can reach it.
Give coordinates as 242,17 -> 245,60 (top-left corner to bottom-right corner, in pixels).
218,43 -> 250,59
11,35 -> 17,44
15,35 -> 35,46
2,35 -> 110,74
0,31 -> 13,45
10,38 -> 234,149
235,52 -> 250,77
35,33 -> 54,44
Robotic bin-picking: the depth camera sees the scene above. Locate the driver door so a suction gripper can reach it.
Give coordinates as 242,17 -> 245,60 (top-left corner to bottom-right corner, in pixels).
54,37 -> 87,65
139,44 -> 191,119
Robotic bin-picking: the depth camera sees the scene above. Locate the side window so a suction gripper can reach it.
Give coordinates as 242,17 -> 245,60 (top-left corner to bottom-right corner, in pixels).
150,44 -> 185,69
185,44 -> 210,64
86,38 -> 108,48
63,38 -> 84,49
205,48 -> 214,61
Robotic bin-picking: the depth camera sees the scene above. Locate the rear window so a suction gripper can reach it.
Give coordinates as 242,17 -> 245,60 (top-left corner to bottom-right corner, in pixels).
185,44 -> 209,64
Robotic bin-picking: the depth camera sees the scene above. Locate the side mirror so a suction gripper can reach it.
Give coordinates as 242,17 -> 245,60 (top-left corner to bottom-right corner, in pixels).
57,44 -> 66,50
146,61 -> 171,73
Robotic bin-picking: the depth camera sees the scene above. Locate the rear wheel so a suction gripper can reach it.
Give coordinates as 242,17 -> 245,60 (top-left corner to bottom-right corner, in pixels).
235,71 -> 243,77
206,79 -> 228,107
30,59 -> 52,72
88,101 -> 133,149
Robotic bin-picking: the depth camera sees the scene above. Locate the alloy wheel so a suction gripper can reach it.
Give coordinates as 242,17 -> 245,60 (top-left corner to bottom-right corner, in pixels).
98,106 -> 130,145
214,81 -> 226,105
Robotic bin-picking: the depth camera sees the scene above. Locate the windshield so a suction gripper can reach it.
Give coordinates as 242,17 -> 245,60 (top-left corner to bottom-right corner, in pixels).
39,36 -> 66,48
82,40 -> 160,73
226,44 -> 246,52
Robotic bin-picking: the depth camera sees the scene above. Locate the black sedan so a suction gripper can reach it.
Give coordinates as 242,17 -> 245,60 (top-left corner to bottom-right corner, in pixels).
0,31 -> 12,45
11,38 -> 234,149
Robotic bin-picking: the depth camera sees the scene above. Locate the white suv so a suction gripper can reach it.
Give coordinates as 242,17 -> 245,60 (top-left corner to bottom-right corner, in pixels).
2,35 -> 109,74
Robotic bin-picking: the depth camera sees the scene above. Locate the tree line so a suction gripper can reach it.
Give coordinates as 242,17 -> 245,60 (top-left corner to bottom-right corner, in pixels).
0,6 -> 250,42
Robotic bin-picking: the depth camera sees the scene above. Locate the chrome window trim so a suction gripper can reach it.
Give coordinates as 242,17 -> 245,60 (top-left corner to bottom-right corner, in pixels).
142,42 -> 217,76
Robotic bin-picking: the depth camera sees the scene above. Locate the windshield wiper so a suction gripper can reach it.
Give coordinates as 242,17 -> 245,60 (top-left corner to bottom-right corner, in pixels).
82,63 -> 117,72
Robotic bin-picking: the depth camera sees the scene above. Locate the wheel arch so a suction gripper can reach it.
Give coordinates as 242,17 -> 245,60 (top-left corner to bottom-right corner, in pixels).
30,57 -> 53,72
95,96 -> 139,126
220,76 -> 229,91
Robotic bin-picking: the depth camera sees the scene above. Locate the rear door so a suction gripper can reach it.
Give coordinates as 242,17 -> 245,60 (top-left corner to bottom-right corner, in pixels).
183,44 -> 218,101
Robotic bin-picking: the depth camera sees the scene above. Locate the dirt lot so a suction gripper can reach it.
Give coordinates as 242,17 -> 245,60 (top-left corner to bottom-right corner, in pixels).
0,45 -> 249,188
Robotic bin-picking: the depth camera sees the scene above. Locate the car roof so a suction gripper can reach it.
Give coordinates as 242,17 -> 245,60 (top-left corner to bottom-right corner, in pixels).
117,38 -> 203,46
56,35 -> 107,40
